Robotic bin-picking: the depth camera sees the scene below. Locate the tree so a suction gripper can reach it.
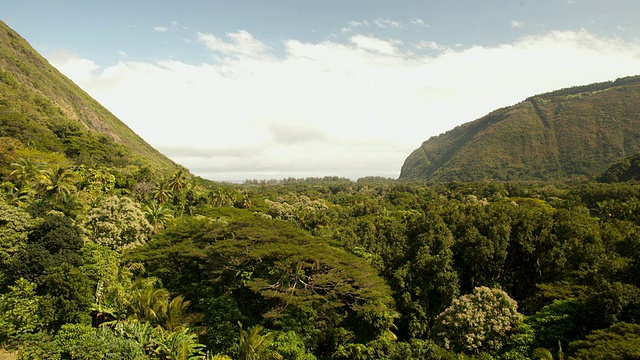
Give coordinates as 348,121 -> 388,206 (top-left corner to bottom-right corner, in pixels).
238,324 -> 282,360
168,170 -> 188,195
569,322 -> 640,359
269,331 -> 316,360
133,214 -> 397,356
527,299 -> 584,353
126,280 -> 201,332
432,286 -> 524,355
0,202 -> 32,286
153,179 -> 173,204
210,188 -> 233,208
10,212 -> 84,287
0,278 -> 48,343
154,327 -> 206,360
9,157 -> 46,190
126,280 -> 170,327
38,323 -> 146,360
41,262 -> 94,328
0,181 -> 33,208
144,201 -> 174,234
392,212 -> 459,339
85,195 -> 153,251
41,165 -> 77,201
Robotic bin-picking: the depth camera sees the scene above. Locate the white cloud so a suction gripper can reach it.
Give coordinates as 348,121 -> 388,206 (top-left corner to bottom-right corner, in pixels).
374,18 -> 403,28
49,30 -> 640,181
411,19 -> 427,27
349,20 -> 369,28
197,30 -> 269,57
153,26 -> 168,33
116,50 -> 127,57
48,50 -> 100,84
511,20 -> 524,28
349,35 -> 400,55
341,20 -> 369,33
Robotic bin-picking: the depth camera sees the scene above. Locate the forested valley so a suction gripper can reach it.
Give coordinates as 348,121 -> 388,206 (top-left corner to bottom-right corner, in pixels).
3,18 -> 640,360
2,144 -> 640,359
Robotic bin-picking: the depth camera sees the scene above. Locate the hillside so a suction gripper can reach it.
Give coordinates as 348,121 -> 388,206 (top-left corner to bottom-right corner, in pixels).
597,151 -> 640,183
0,20 -> 176,171
400,76 -> 640,181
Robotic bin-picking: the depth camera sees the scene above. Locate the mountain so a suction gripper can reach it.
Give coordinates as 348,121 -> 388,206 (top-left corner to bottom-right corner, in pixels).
400,76 -> 640,181
597,151 -> 640,183
0,20 -> 177,171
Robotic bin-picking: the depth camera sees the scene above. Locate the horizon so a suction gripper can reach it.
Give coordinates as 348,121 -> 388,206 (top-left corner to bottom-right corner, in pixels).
2,0 -> 640,181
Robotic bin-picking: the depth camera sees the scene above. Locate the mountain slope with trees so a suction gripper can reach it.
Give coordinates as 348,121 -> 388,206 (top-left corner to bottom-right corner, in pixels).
0,20 -> 176,171
598,151 -> 640,183
400,76 -> 640,181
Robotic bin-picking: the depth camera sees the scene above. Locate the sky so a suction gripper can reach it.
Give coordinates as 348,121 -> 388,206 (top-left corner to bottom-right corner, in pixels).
2,1 -> 640,181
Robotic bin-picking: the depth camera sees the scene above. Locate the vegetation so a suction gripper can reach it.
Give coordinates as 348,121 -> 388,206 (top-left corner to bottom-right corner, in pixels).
597,151 -> 640,183
3,19 -> 640,360
2,158 -> 640,359
0,20 -> 177,172
400,75 -> 640,181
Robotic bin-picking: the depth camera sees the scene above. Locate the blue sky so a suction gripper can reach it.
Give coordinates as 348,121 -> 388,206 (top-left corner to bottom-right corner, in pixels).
2,1 -> 640,180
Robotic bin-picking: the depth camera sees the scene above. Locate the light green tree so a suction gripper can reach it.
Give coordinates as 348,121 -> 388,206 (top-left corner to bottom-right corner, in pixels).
0,278 -> 48,343
85,196 -> 153,251
433,286 -> 524,355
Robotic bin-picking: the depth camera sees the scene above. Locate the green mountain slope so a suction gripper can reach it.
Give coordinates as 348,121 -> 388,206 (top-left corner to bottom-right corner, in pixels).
400,76 -> 640,181
0,20 -> 176,170
597,151 -> 640,183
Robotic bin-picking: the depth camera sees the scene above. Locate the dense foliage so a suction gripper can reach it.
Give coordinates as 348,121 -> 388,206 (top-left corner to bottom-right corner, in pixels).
598,151 -> 640,183
400,75 -> 640,181
2,147 -> 640,359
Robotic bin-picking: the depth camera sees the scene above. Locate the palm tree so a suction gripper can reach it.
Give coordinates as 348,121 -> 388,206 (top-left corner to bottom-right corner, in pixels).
235,189 -> 253,209
0,181 -> 33,207
153,179 -> 173,204
144,201 -> 174,233
126,282 -> 170,326
126,281 -> 201,332
160,295 -> 203,333
532,342 -> 564,360
168,170 -> 187,195
532,348 -> 553,360
154,327 -> 206,360
237,324 -> 282,360
210,188 -> 232,207
10,157 -> 47,190
42,165 -> 77,200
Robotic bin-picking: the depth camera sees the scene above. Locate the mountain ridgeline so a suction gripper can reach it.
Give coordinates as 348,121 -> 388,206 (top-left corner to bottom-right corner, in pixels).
0,20 -> 176,171
400,76 -> 640,181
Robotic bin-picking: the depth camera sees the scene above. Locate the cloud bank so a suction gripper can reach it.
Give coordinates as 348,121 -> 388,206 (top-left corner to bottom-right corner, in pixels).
49,29 -> 640,181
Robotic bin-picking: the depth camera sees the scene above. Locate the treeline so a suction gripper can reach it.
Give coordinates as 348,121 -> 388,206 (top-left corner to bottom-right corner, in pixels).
2,149 -> 640,358
526,75 -> 640,101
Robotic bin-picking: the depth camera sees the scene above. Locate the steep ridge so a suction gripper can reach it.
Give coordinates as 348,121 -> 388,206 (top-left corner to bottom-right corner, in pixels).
0,20 -> 177,170
400,76 -> 640,181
